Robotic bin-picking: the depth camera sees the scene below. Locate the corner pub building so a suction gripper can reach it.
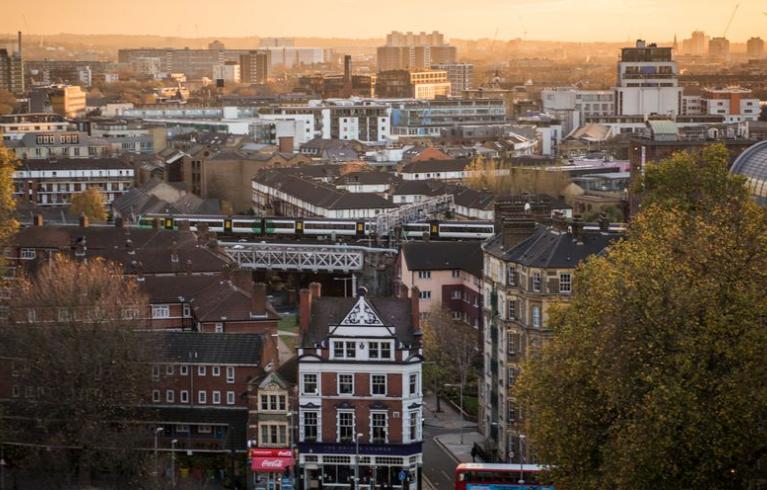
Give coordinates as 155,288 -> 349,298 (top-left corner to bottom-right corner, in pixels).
297,285 -> 424,489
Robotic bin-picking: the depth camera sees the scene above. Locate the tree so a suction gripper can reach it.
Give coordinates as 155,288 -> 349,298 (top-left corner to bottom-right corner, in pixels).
423,308 -> 480,414
3,255 -> 156,487
69,186 -> 108,221
0,145 -> 18,244
0,90 -> 16,115
516,144 -> 767,489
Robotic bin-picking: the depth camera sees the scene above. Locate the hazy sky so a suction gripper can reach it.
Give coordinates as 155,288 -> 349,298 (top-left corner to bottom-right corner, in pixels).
1,0 -> 765,42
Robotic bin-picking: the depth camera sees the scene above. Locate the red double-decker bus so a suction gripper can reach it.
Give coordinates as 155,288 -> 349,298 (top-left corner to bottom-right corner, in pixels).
455,463 -> 554,490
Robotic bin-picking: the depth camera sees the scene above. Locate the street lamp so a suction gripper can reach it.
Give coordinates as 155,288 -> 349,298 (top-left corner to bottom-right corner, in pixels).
154,427 -> 164,476
518,434 -> 526,484
171,439 -> 178,488
354,433 -> 363,490
445,383 -> 465,444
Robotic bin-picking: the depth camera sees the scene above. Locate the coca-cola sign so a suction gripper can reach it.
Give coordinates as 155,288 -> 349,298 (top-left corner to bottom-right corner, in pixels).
251,456 -> 294,472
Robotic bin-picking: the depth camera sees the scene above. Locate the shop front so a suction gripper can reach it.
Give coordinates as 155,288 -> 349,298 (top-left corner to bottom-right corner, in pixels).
251,448 -> 296,490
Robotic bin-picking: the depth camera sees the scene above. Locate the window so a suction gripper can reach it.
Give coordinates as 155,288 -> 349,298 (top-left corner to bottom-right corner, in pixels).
452,269 -> 460,278
198,391 -> 207,404
180,365 -> 189,376
371,412 -> 388,443
152,365 -> 160,381
333,341 -> 356,359
337,411 -> 355,443
419,291 -> 431,300
508,301 -> 516,320
409,410 -> 420,441
261,424 -> 287,445
183,304 -> 191,317
303,412 -> 318,442
152,390 -> 161,403
368,341 -> 392,360
166,390 -> 175,403
418,271 -> 431,279
508,333 -> 521,354
20,248 -> 36,260
214,323 -> 224,333
151,305 -> 170,319
532,272 -> 541,292
338,374 -> 354,394
409,373 -> 419,396
198,425 -> 212,434
198,365 -> 206,376
166,365 -> 174,376
371,374 -> 387,396
12,385 -> 19,398
560,273 -> 572,293
226,366 -> 235,383
180,390 -> 189,403
508,367 -> 519,386
451,290 -> 461,300
212,366 -> 221,377
302,373 -> 318,394
212,391 -> 221,404
531,306 -> 541,329
227,391 -> 235,405
260,394 -> 287,411
177,424 -> 190,433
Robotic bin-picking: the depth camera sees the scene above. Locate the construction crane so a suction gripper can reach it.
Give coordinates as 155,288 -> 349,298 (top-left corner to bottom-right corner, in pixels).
723,3 -> 740,37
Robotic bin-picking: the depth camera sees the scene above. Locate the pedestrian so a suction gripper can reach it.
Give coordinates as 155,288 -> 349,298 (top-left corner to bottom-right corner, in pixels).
471,444 -> 478,462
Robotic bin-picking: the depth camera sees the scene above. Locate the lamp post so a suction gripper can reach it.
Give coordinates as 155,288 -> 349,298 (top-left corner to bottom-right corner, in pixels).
154,427 -> 164,477
287,411 -> 296,485
518,434 -> 526,484
171,439 -> 178,488
354,433 -> 363,490
445,383 -> 465,444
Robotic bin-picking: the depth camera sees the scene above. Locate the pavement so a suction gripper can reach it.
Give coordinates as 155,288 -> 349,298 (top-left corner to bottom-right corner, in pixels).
421,393 -> 485,490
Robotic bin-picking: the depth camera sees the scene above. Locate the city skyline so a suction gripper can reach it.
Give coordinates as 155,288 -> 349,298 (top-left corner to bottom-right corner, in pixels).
1,0 -> 765,43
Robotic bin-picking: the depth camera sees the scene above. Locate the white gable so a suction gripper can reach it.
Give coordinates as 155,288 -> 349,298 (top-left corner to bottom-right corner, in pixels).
339,296 -> 384,326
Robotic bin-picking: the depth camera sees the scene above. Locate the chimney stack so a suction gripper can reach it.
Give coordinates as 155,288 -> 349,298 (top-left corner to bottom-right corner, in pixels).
309,281 -> 322,300
253,282 -> 267,316
17,31 -> 22,58
343,55 -> 352,85
177,219 -> 190,232
410,286 -> 420,333
114,216 -> 124,228
598,212 -> 610,233
299,288 -> 312,336
33,214 -> 43,227
126,239 -> 135,255
170,240 -> 179,263
79,213 -> 89,228
151,218 -> 160,230
197,223 -> 210,244
501,219 -> 536,249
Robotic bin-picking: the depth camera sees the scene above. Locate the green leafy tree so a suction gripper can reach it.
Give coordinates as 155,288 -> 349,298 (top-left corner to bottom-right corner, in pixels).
69,186 -> 108,221
517,144 -> 767,489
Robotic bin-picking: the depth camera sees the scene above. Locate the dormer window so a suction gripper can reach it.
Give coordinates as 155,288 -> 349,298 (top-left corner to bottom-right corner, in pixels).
332,340 -> 356,359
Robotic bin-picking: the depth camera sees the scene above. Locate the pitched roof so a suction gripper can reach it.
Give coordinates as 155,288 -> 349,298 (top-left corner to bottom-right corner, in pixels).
302,296 -> 416,347
402,241 -> 483,277
147,331 -> 266,365
14,225 -> 232,275
410,147 -> 453,162
484,225 -> 620,268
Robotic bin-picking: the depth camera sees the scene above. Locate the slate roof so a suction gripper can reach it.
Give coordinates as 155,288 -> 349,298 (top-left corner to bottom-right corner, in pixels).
391,180 -> 495,211
13,225 -> 232,274
484,224 -> 620,268
402,241 -> 484,277
148,331 -> 266,365
302,296 -> 416,348
254,171 -> 396,210
334,171 -> 400,186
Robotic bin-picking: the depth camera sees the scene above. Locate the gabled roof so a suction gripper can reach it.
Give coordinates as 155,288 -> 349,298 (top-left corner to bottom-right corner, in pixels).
147,332 -> 265,365
339,296 -> 385,326
402,241 -> 483,277
302,295 -> 416,347
410,147 -> 452,162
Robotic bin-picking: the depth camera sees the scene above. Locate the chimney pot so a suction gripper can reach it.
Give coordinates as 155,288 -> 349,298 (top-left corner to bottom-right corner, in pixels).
309,281 -> 322,299
33,214 -> 43,227
79,213 -> 89,228
299,288 -> 312,336
253,282 -> 267,316
410,286 -> 421,333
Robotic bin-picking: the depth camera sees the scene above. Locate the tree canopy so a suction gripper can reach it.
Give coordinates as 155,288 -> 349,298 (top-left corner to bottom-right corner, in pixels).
517,144 -> 767,489
69,186 -> 108,221
3,255 -> 156,486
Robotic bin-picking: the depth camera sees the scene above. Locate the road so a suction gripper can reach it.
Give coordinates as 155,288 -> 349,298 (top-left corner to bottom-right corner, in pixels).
422,422 -> 459,490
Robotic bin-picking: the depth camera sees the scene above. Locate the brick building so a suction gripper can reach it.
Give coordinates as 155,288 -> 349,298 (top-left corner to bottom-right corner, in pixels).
296,283 -> 423,489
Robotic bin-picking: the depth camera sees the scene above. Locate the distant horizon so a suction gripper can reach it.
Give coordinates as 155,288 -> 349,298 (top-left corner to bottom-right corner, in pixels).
1,0 -> 766,44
